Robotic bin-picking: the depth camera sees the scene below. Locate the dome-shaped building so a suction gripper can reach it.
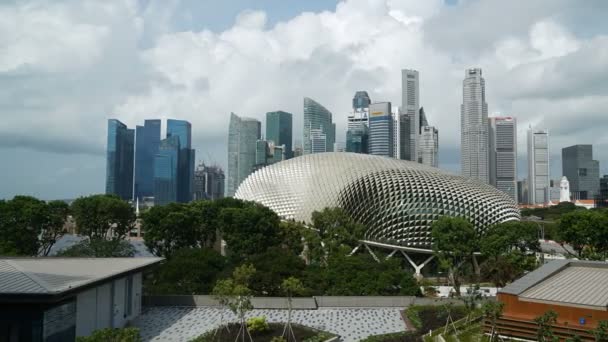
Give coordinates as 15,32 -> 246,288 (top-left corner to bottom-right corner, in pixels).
235,152 -> 520,251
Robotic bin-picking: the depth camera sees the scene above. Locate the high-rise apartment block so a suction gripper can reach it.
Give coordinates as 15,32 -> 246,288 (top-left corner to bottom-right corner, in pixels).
346,91 -> 370,154
488,117 -> 517,201
134,119 -> 160,201
266,111 -> 293,159
227,113 -> 261,196
303,97 -> 335,154
527,128 -> 550,204
461,68 -> 489,183
105,119 -> 134,201
419,126 -> 439,168
562,145 -> 600,200
368,102 -> 393,157
193,163 -> 225,200
401,69 -> 419,161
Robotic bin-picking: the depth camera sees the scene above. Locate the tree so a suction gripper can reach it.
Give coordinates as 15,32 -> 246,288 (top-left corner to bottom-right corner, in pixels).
142,203 -> 201,258
281,277 -> 305,342
431,216 -> 478,296
39,200 -> 69,256
590,320 -> 608,341
535,310 -> 558,342
558,210 -> 608,258
483,301 -> 504,341
480,251 -> 535,288
146,248 -> 226,295
278,220 -> 306,256
219,203 -> 281,262
70,194 -> 135,240
57,239 -> 135,257
311,207 -> 365,254
248,247 -> 306,296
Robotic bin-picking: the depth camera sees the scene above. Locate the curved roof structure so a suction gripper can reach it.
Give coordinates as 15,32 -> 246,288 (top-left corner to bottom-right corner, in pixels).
235,152 -> 520,250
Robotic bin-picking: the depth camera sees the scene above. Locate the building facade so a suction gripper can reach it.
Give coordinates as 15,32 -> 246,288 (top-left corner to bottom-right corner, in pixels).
303,97 -> 335,154
265,111 -> 293,159
368,102 -> 393,157
562,145 -> 600,200
346,91 -> 371,154
527,128 -> 550,204
153,135 -> 180,206
401,69 -> 419,161
488,117 -> 517,201
193,163 -> 225,200
167,119 -> 195,203
106,119 -> 134,201
226,113 -> 261,196
419,126 -> 438,168
134,119 -> 161,201
461,68 -> 489,183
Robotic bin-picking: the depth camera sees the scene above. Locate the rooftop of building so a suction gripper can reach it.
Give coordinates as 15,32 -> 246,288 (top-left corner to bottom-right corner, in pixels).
0,257 -> 162,299
500,259 -> 608,310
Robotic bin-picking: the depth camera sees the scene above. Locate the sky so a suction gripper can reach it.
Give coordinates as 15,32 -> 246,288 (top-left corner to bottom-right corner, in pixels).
2,0 -> 608,200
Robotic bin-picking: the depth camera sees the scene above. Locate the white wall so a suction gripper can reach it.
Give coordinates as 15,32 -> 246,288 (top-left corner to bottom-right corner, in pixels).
76,288 -> 97,337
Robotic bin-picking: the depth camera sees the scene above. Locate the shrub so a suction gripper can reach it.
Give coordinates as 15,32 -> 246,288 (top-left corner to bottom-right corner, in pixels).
76,327 -> 141,342
302,332 -> 334,342
270,337 -> 287,342
247,316 -> 270,334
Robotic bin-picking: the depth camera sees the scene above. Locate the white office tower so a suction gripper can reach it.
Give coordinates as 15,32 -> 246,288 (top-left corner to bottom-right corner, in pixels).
560,176 -> 571,202
461,68 -> 489,183
368,102 -> 394,157
419,126 -> 439,167
392,106 -> 401,159
488,117 -> 517,201
527,128 -> 550,204
401,69 -> 419,161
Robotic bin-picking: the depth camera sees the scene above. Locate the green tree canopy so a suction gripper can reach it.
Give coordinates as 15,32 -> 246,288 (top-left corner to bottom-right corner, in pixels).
142,203 -> 201,258
311,208 -> 365,252
248,247 -> 307,296
558,210 -> 608,258
57,238 -> 135,257
70,194 -> 135,240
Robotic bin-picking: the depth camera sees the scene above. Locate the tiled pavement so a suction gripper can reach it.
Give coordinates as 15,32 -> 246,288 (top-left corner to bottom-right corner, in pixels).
133,307 -> 407,342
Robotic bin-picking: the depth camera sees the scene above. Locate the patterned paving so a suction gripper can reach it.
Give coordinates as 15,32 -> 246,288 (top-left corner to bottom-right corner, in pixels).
132,307 -> 406,342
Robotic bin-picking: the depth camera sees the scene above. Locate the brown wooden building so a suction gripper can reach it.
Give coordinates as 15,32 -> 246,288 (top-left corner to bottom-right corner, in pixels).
488,260 -> 608,341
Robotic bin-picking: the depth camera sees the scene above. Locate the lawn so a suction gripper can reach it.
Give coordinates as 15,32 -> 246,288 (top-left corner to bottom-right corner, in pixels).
190,323 -> 335,342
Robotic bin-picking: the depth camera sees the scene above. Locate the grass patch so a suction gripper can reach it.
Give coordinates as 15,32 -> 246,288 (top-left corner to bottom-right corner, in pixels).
360,331 -> 421,342
190,323 -> 336,342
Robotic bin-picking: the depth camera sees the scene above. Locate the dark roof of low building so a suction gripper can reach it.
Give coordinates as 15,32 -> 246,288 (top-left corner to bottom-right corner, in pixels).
500,260 -> 608,310
0,257 -> 162,298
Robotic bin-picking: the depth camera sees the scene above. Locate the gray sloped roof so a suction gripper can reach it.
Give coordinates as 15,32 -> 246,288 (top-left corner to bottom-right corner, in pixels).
500,260 -> 608,309
0,257 -> 162,296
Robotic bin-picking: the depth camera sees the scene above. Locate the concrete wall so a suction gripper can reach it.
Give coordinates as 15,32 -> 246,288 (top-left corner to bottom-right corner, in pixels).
143,295 -> 463,309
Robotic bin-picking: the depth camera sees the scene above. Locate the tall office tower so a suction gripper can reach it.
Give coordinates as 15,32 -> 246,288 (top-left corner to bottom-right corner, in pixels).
303,97 -> 335,154
368,102 -> 393,157
106,119 -> 135,201
461,68 -> 489,183
419,126 -> 439,168
517,179 -> 529,204
134,119 -> 161,201
346,91 -> 370,154
266,111 -> 293,159
527,128 -> 550,204
153,135 -> 180,205
167,119 -> 195,203
562,145 -> 600,200
269,143 -> 286,163
488,117 -> 517,201
255,139 -> 270,166
392,107 -> 401,159
227,113 -> 261,196
193,162 -> 225,200
401,69 -> 419,161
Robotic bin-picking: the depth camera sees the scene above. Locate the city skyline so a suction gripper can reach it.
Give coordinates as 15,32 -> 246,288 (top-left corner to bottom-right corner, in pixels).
2,0 -> 608,199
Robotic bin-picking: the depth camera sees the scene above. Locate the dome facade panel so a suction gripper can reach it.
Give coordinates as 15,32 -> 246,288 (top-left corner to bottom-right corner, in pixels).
235,152 -> 520,250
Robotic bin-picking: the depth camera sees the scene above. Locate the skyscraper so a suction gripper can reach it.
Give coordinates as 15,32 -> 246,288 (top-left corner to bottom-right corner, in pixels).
461,68 -> 489,183
167,119 -> 195,203
562,145 -> 600,200
346,91 -> 370,154
153,135 -> 180,206
488,117 -> 517,201
193,162 -> 225,200
368,102 -> 393,157
227,113 -> 261,196
106,119 -> 134,201
266,111 -> 293,159
134,119 -> 161,201
303,97 -> 334,154
419,126 -> 439,168
527,128 -> 550,204
401,69 -> 419,161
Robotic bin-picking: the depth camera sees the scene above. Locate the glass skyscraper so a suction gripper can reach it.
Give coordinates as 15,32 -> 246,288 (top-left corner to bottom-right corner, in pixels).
368,102 -> 393,157
227,113 -> 261,196
346,91 -> 370,154
154,135 -> 180,205
303,97 -> 335,154
167,119 -> 195,203
562,145 -> 600,200
266,111 -> 293,159
134,119 -> 161,201
105,119 -> 134,201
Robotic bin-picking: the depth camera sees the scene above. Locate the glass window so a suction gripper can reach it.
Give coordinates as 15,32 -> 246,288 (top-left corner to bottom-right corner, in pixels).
125,276 -> 133,317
